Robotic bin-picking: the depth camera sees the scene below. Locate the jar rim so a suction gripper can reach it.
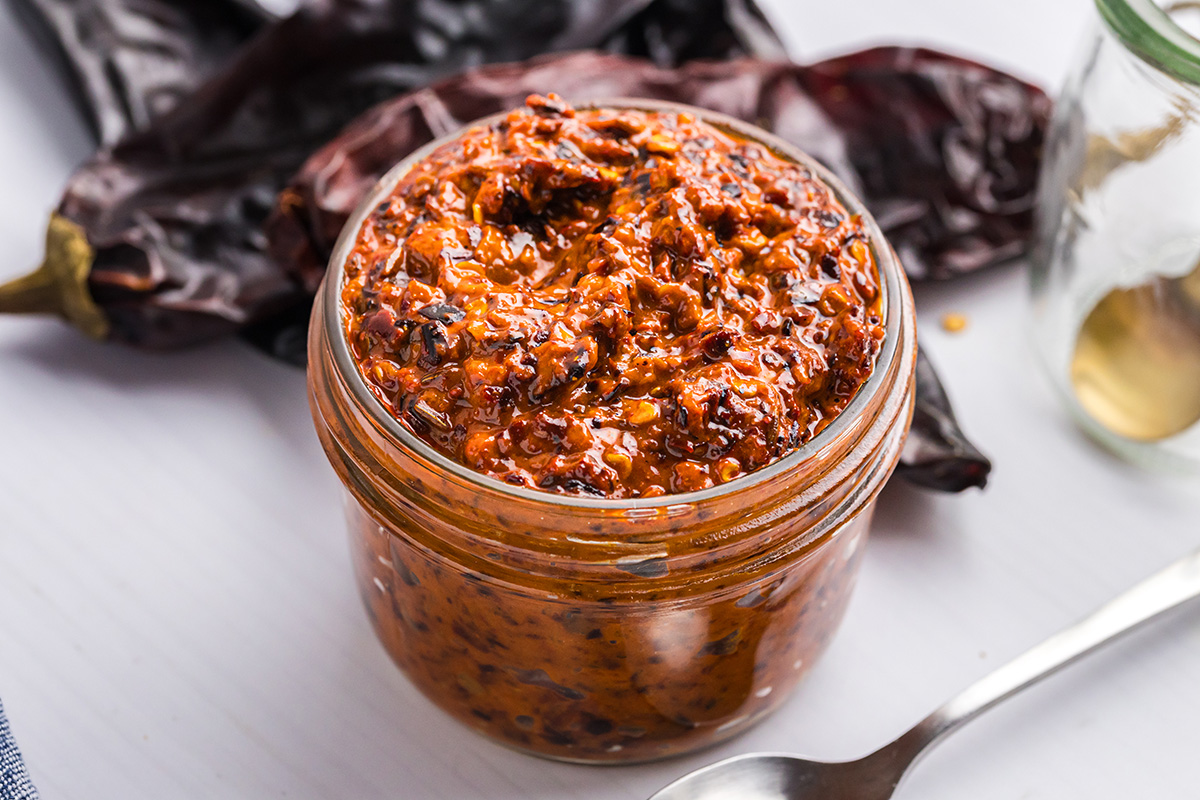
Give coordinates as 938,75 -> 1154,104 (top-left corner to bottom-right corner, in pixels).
1097,0 -> 1200,85
320,98 -> 906,510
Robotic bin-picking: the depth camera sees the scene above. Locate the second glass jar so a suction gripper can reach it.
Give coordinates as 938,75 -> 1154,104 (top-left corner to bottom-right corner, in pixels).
1031,0 -> 1200,469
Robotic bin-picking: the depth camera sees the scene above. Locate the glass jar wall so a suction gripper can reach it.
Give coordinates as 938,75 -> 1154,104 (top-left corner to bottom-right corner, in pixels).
1031,0 -> 1200,469
307,104 -> 917,763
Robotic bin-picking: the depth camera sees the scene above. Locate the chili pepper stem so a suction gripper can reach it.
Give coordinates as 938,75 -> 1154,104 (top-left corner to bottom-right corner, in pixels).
0,268 -> 59,314
0,214 -> 109,339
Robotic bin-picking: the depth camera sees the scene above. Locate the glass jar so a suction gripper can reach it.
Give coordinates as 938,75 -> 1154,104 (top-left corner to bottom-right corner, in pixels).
1031,0 -> 1200,469
307,102 -> 917,763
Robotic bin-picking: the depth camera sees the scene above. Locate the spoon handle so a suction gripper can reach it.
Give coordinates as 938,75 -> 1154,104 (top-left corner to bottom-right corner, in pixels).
891,544 -> 1200,767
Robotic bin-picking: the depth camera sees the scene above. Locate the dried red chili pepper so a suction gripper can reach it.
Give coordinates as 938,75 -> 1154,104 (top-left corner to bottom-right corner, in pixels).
7,0 -> 273,145
0,7 -> 1007,491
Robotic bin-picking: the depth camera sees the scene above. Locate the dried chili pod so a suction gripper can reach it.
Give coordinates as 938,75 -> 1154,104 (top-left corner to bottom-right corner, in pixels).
899,349 -> 992,491
1,0 -> 781,362
5,0 -> 273,145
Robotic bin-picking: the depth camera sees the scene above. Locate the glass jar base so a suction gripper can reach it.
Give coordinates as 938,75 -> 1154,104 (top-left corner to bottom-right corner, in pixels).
449,696 -> 785,765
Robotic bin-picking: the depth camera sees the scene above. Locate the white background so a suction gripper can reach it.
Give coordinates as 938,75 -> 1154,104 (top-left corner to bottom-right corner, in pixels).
3,0 -> 1200,798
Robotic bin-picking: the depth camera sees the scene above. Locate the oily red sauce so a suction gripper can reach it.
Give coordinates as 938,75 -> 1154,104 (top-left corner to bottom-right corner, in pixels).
343,95 -> 885,498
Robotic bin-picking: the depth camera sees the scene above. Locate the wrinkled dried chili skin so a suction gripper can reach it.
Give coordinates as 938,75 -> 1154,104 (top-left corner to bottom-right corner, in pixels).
7,0 -> 270,145
342,98 -> 884,498
798,48 -> 1053,281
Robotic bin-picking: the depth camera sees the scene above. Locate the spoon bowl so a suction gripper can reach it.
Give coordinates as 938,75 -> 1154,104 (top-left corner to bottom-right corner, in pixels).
649,753 -> 894,800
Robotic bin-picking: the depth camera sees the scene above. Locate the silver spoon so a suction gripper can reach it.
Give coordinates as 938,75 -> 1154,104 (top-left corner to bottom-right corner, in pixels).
649,545 -> 1200,800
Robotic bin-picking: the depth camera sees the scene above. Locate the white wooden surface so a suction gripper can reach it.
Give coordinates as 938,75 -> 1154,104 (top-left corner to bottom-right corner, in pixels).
3,1 -> 1199,798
